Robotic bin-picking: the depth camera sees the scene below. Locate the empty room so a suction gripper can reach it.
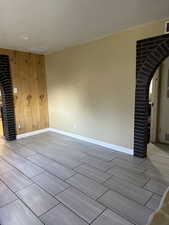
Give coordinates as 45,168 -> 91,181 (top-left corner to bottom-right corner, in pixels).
0,1 -> 169,225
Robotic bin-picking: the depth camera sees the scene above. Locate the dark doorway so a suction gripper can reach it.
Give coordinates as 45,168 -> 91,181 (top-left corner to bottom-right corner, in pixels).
134,34 -> 169,158
0,55 -> 16,141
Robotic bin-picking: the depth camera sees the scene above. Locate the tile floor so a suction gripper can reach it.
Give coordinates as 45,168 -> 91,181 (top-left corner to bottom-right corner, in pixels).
0,132 -> 168,225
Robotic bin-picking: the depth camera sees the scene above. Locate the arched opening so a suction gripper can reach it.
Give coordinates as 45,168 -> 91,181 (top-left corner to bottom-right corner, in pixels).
0,55 -> 16,141
134,34 -> 169,157
149,57 -> 169,150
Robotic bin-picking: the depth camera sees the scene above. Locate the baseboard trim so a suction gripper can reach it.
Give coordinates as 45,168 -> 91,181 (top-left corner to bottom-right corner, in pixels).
16,127 -> 133,155
17,128 -> 50,139
49,128 -> 133,155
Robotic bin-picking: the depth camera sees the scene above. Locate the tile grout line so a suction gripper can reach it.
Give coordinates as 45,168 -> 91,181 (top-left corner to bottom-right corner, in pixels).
95,183 -> 155,211
143,193 -> 155,208
89,207 -> 107,225
0,133 -> 168,225
96,195 -> 138,225
0,198 -> 18,209
0,148 -> 157,213
40,201 -> 91,225
0,177 -> 45,225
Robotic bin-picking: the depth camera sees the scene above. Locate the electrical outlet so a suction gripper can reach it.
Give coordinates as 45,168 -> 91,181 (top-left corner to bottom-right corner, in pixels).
13,88 -> 18,94
18,124 -> 21,129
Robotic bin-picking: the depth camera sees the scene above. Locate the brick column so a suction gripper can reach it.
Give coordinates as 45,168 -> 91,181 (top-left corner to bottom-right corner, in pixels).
0,55 -> 16,140
134,34 -> 169,157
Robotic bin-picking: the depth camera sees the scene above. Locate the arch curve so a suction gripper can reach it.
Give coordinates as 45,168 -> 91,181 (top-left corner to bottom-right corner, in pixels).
134,34 -> 169,157
138,39 -> 169,86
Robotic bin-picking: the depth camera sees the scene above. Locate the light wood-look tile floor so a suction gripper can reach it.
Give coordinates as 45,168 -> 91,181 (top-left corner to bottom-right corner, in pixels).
0,132 -> 168,225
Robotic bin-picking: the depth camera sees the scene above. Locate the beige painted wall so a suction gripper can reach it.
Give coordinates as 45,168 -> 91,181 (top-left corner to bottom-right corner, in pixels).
46,18 -> 168,151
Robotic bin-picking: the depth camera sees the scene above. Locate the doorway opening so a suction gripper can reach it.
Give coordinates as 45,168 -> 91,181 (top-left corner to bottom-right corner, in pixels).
134,33 -> 169,158
0,55 -> 16,141
149,56 -> 169,152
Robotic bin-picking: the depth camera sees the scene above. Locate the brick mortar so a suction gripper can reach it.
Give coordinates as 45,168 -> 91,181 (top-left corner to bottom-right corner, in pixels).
0,55 -> 16,140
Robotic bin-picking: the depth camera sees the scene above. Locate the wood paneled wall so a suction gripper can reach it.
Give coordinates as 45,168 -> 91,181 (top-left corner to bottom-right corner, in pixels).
0,48 -> 49,134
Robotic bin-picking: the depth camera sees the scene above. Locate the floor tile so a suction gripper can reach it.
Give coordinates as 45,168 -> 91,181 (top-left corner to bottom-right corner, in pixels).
0,169 -> 32,192
32,172 -> 69,195
40,203 -> 88,225
80,155 -> 114,172
0,134 -> 168,225
141,158 -> 169,171
17,137 -> 39,146
144,179 -> 169,195
106,166 -> 149,187
2,151 -> 27,167
17,184 -> 59,216
98,190 -> 152,225
147,154 -> 169,168
29,144 -> 83,169
146,194 -> 162,211
145,167 -> 169,183
0,181 -> 17,207
85,148 -> 116,161
5,141 -> 25,150
28,154 -> 76,179
116,153 -> 145,165
14,161 -> 44,178
92,209 -> 133,225
0,200 -> 43,225
11,146 -> 36,158
67,174 -> 108,199
44,153 -> 83,169
74,164 -> 112,183
111,158 -> 146,173
0,159 -> 14,174
49,147 -> 86,159
21,142 -> 44,152
0,145 -> 10,157
104,176 -> 152,205
56,187 -> 105,223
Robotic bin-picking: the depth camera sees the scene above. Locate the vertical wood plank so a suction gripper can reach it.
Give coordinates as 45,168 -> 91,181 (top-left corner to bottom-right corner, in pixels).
0,48 -> 49,134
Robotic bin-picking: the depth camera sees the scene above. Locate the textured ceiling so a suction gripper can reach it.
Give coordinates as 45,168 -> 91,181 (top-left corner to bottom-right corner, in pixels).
0,0 -> 169,54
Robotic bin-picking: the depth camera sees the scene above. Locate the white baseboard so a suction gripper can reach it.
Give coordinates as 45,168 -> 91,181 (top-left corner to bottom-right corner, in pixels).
17,128 -> 50,139
16,127 -> 133,155
49,128 -> 133,155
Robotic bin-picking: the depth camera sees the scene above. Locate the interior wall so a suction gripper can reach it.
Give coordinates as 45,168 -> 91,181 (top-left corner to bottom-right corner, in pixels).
0,49 -> 49,134
46,18 -> 168,151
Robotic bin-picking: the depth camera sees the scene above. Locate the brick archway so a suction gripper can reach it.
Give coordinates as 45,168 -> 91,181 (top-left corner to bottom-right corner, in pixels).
134,34 -> 169,158
0,55 -> 16,140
